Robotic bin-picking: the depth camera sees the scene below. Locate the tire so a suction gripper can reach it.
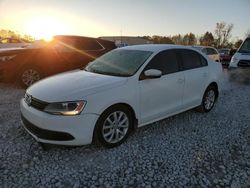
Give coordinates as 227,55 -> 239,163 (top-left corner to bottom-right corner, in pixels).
18,66 -> 43,88
196,86 -> 217,113
94,105 -> 133,148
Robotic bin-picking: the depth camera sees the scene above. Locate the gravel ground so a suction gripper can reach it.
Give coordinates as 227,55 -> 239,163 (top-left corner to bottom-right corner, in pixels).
0,69 -> 250,188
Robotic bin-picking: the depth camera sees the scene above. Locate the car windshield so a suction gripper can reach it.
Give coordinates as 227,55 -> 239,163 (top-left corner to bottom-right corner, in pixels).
84,49 -> 153,77
238,38 -> 250,53
192,46 -> 202,51
218,49 -> 229,54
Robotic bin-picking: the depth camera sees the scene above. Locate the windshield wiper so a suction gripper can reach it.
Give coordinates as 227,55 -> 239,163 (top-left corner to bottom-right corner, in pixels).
87,69 -> 129,77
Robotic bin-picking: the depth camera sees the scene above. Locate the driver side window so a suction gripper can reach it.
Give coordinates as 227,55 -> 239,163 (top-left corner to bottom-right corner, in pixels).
144,50 -> 179,75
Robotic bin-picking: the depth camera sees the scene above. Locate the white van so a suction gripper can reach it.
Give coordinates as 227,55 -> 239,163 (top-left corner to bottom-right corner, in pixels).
229,35 -> 250,68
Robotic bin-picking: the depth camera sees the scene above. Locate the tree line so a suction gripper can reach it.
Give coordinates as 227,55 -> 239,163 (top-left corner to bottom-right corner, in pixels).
142,22 -> 249,49
0,29 -> 34,42
1,21 -> 249,49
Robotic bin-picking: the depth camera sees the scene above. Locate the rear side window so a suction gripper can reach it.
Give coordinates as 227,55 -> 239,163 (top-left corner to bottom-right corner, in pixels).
75,39 -> 103,50
144,50 -> 179,75
97,39 -> 116,50
206,48 -> 217,55
201,48 -> 207,54
179,49 -> 207,70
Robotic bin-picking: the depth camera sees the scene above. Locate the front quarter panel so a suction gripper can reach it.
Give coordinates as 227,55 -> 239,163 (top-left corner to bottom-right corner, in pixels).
82,78 -> 139,119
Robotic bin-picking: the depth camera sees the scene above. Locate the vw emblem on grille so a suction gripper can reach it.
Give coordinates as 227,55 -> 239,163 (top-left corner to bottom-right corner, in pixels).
25,93 -> 32,106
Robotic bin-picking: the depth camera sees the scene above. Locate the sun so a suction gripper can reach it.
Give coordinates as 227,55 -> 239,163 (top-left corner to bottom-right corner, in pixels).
24,16 -> 68,41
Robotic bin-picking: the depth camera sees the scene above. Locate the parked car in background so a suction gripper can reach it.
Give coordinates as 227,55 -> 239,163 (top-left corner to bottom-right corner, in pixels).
0,38 -> 31,49
219,48 -> 237,66
230,35 -> 250,68
192,46 -> 220,62
20,44 -> 222,148
218,48 -> 230,63
0,35 -> 116,87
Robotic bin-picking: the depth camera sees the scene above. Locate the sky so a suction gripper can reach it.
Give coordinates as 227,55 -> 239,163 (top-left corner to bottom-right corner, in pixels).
0,0 -> 249,41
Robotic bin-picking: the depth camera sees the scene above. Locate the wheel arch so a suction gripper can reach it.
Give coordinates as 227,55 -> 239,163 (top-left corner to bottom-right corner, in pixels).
207,82 -> 219,99
101,103 -> 138,129
92,102 -> 138,145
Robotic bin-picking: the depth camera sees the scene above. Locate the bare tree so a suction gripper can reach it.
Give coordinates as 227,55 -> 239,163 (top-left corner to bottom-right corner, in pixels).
214,22 -> 234,48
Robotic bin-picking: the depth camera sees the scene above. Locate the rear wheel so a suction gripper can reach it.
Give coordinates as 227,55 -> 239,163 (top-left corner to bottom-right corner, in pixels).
95,105 -> 133,148
196,86 -> 217,113
18,66 -> 43,87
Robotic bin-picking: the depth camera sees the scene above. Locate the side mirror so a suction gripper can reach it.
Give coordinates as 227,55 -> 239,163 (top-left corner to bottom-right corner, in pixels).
144,69 -> 162,79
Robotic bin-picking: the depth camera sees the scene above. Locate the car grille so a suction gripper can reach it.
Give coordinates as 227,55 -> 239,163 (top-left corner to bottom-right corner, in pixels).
21,114 -> 74,141
24,93 -> 48,111
238,60 -> 250,67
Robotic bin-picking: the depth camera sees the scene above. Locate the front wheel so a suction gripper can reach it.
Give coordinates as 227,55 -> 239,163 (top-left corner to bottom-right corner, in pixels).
196,86 -> 217,113
95,105 -> 133,148
18,66 -> 43,88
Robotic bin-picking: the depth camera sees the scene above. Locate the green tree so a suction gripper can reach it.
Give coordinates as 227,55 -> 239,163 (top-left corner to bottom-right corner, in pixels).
160,36 -> 174,44
234,39 -> 243,49
199,32 -> 214,46
183,33 -> 196,45
0,29 -> 34,42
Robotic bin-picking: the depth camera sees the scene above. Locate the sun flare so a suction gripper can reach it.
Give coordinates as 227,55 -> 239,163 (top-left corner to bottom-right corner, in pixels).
24,16 -> 68,41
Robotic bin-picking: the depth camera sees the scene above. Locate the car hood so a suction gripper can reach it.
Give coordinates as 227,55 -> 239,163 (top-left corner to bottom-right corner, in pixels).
27,70 -> 128,102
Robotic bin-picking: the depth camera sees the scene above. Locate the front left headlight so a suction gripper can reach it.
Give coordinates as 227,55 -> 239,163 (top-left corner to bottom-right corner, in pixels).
44,101 -> 86,116
0,55 -> 16,62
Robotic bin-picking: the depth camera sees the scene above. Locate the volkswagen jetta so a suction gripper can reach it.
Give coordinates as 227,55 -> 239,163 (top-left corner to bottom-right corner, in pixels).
20,45 -> 222,148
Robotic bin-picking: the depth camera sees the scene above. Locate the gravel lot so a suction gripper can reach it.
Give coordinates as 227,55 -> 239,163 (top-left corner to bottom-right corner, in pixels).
0,69 -> 250,187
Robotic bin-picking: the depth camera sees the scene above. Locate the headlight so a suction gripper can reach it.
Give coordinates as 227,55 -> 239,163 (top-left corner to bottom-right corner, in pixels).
230,56 -> 238,63
44,101 -> 86,116
0,55 -> 16,62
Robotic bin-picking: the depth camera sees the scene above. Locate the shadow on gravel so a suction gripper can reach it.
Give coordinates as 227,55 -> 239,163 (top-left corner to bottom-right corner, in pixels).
225,68 -> 250,85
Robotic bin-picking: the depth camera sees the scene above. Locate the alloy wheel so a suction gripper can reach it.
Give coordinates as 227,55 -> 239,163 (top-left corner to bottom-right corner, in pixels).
22,69 -> 41,86
102,111 -> 129,144
204,89 -> 215,110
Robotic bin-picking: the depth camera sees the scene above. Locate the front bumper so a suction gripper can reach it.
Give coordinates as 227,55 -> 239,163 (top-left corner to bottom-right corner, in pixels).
20,99 -> 99,146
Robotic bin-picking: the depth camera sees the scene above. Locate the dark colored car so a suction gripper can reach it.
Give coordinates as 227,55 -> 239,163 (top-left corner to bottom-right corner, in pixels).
0,35 -> 116,87
219,48 -> 237,66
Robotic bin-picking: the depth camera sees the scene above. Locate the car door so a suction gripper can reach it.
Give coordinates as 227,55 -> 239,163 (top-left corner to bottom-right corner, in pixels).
139,49 -> 184,125
178,49 -> 208,109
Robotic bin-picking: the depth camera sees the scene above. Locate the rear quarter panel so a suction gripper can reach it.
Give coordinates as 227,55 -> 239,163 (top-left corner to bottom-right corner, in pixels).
208,60 -> 223,93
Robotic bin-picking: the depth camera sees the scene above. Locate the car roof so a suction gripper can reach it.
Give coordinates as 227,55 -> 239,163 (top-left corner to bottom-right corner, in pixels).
54,35 -> 96,40
192,45 -> 217,49
120,44 -> 195,53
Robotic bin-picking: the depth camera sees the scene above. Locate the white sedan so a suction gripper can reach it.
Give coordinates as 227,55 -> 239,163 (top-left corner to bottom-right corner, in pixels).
20,45 -> 222,147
